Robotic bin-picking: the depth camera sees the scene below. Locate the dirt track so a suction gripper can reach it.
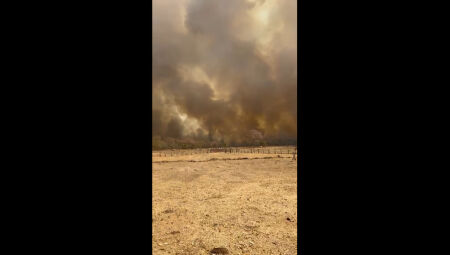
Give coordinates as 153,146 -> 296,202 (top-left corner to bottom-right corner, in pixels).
152,151 -> 297,254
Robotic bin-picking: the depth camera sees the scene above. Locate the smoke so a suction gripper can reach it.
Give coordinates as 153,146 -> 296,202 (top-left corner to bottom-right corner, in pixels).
153,0 -> 297,144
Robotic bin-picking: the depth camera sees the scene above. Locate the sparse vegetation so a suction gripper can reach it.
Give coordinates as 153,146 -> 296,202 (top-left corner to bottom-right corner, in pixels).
152,135 -> 296,150
152,146 -> 297,254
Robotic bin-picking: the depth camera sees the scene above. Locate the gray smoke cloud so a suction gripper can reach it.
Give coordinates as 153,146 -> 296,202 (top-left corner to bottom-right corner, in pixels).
153,0 -> 297,144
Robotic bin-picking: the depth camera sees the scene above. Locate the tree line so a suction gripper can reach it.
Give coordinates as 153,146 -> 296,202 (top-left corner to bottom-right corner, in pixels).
152,136 -> 296,150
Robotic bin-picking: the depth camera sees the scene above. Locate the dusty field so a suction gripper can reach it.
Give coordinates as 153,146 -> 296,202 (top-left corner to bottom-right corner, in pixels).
152,149 -> 298,254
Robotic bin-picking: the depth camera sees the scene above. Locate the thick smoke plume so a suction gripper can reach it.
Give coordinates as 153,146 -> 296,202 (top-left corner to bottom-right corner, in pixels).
153,0 -> 297,147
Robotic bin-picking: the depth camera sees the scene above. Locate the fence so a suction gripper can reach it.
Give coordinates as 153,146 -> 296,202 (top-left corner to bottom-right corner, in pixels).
152,147 -> 297,157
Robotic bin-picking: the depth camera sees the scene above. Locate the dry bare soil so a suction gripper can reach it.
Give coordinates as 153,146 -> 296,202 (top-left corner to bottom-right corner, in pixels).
152,148 -> 297,254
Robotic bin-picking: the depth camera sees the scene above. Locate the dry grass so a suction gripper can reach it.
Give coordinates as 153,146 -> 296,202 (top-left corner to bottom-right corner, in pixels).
152,148 -> 298,254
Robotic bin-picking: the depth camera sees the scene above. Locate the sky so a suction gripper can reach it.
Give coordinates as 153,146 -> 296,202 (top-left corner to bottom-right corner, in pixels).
153,0 -> 297,144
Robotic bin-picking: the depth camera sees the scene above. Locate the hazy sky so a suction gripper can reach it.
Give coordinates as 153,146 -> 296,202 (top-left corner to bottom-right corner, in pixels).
153,0 -> 297,143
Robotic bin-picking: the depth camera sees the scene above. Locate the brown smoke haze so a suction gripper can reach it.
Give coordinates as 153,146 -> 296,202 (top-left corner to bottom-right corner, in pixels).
153,0 -> 297,147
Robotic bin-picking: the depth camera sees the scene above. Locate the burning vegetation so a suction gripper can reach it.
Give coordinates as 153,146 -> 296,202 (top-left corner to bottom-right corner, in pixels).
153,0 -> 297,149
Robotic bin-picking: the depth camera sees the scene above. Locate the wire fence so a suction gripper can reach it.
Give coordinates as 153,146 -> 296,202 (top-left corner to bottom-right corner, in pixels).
152,146 -> 297,157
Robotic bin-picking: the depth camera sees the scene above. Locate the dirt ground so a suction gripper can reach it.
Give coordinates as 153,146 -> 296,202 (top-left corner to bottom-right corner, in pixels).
152,148 -> 298,254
